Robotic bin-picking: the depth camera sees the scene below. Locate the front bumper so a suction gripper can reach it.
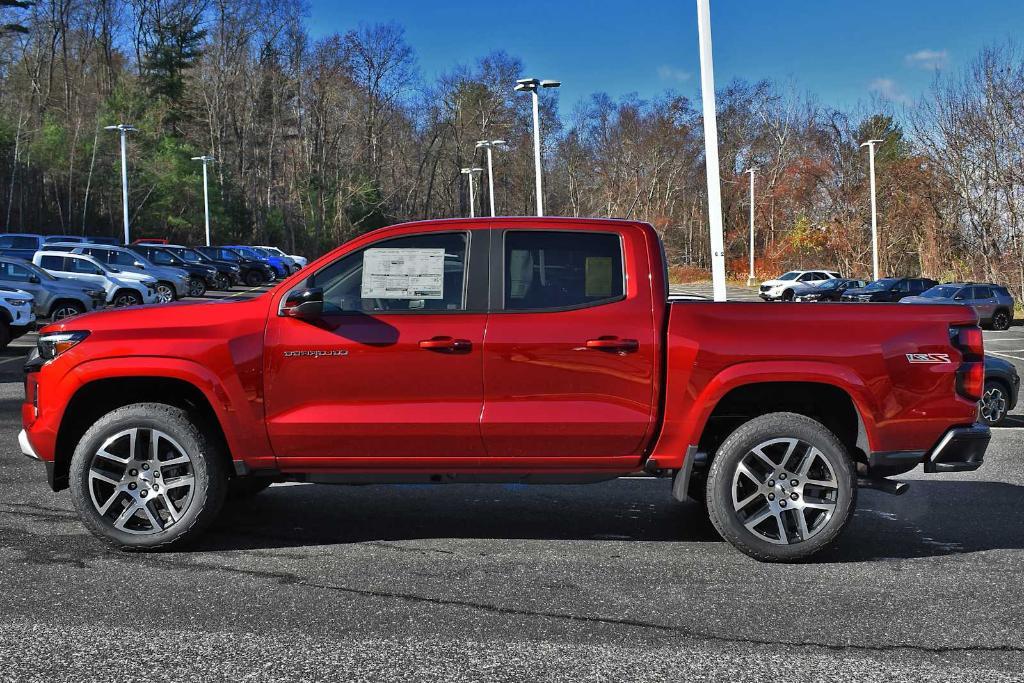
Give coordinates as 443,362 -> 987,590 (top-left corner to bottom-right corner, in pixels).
923,423 -> 989,473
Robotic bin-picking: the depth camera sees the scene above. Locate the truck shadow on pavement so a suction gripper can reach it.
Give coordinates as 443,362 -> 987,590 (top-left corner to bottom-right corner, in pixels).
202,479 -> 1024,562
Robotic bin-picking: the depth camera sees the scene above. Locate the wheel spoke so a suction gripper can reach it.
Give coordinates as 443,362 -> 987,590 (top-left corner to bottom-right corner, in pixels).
160,492 -> 183,522
89,468 -> 121,487
160,455 -> 190,468
796,509 -> 812,541
140,501 -> 164,531
735,462 -> 763,486
803,500 -> 836,512
773,511 -> 789,544
803,477 -> 837,489
750,446 -> 777,470
798,447 -> 822,476
779,439 -> 799,471
743,507 -> 773,532
95,490 -> 121,515
113,501 -> 141,530
163,475 -> 194,490
733,490 -> 762,511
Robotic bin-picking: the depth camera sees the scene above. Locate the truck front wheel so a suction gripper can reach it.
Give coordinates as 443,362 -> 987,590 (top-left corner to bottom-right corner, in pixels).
706,412 -> 856,562
68,403 -> 227,550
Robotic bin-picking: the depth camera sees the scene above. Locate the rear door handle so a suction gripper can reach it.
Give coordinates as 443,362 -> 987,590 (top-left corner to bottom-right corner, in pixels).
585,336 -> 639,353
419,336 -> 472,353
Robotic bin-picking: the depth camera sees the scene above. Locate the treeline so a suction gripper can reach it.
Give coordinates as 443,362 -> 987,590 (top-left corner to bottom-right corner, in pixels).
0,1 -> 1022,291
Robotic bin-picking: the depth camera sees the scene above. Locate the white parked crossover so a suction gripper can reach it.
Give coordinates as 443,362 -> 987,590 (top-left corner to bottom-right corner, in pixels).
33,251 -> 159,307
759,270 -> 842,301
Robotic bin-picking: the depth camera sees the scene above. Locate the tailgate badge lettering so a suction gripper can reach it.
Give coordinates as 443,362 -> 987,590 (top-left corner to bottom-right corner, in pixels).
906,353 -> 950,364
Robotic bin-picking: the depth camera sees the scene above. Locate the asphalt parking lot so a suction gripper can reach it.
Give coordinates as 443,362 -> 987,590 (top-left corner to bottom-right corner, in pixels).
2,291 -> 1024,681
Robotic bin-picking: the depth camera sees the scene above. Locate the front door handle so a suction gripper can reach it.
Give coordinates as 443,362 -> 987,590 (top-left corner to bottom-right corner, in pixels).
419,336 -> 472,353
585,336 -> 639,353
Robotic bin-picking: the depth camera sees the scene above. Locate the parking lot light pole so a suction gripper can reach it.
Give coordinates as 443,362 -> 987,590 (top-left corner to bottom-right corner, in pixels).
191,156 -> 216,247
104,124 -> 136,244
460,167 -> 483,218
515,78 -> 560,216
745,167 -> 757,286
475,140 -> 506,217
861,139 -> 883,281
695,0 -> 727,301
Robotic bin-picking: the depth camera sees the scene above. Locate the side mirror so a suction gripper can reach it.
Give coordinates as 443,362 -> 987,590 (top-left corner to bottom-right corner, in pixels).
953,294 -> 965,301
28,275 -> 40,284
134,261 -> 146,269
282,287 -> 323,320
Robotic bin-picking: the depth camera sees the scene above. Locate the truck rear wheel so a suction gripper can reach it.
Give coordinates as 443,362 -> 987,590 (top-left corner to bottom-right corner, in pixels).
68,403 -> 227,550
706,412 -> 856,562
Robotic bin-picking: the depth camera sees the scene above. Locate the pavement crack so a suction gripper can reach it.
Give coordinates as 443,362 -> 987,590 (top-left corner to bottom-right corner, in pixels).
133,553 -> 1024,657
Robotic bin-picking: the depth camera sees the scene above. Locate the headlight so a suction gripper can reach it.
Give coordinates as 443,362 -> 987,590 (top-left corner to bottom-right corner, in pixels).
38,331 -> 89,360
230,265 -> 240,272
84,289 -> 105,298
4,297 -> 28,306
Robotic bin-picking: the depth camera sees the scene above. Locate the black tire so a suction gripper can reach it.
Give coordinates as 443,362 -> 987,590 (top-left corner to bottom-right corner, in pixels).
49,300 -> 86,321
68,403 -> 228,550
980,379 -> 1010,427
188,277 -> 207,297
992,310 -> 1012,331
706,412 -> 856,563
781,289 -> 795,302
214,273 -> 231,291
155,282 -> 176,303
112,290 -> 142,307
0,320 -> 10,351
244,270 -> 264,287
227,477 -> 273,500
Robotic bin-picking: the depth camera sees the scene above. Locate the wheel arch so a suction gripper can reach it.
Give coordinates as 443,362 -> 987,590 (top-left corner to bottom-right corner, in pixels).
51,376 -> 232,491
649,361 -> 876,471
47,297 -> 86,317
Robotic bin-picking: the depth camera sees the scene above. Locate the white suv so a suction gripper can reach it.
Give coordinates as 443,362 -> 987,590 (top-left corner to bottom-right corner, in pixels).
0,285 -> 36,349
33,251 -> 159,307
759,270 -> 842,301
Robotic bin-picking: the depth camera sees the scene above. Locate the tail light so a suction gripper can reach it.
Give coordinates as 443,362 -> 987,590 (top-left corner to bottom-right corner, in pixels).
951,325 -> 984,400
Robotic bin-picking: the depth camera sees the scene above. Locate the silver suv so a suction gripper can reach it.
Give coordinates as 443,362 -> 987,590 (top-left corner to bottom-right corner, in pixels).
902,283 -> 1015,330
0,257 -> 105,320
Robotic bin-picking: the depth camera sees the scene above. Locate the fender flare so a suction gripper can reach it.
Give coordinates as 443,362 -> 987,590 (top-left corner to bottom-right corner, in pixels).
59,355 -> 275,468
649,360 -> 879,470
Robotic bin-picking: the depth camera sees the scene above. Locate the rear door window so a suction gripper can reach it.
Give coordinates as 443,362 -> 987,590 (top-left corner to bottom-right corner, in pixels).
503,231 -> 624,311
39,255 -> 67,271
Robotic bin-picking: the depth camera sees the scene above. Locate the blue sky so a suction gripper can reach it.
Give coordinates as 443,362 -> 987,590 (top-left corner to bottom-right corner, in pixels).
307,0 -> 1023,114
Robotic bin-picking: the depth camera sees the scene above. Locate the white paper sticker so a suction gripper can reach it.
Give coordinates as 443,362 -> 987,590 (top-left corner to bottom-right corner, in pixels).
361,248 -> 445,299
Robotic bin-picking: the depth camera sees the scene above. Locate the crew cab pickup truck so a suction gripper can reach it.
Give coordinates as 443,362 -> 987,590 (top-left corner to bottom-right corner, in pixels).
18,218 -> 990,561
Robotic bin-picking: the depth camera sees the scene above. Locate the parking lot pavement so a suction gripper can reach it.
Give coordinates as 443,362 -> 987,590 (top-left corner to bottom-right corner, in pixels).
3,384 -> 1024,679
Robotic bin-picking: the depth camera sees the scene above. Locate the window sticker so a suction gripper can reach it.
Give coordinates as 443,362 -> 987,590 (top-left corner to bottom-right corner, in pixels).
585,256 -> 613,298
361,248 -> 445,299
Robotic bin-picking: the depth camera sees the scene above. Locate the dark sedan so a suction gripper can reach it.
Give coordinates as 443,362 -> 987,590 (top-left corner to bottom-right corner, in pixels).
840,277 -> 939,302
794,278 -> 868,302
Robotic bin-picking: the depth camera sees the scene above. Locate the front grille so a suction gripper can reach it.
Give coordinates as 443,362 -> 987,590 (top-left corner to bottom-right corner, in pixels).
760,285 -> 770,292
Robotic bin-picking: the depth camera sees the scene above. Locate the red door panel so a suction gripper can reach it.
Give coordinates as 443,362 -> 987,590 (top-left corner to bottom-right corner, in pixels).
481,227 -> 659,459
264,314 -> 486,460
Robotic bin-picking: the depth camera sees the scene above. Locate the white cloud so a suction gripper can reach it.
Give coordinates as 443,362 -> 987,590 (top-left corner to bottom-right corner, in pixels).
868,77 -> 912,104
657,65 -> 692,83
905,49 -> 949,70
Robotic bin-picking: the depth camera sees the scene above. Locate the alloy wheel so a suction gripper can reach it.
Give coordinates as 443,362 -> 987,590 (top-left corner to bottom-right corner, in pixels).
113,293 -> 141,307
52,304 -> 83,321
731,437 -> 840,545
86,427 -> 196,535
981,385 -> 1007,425
155,283 -> 174,303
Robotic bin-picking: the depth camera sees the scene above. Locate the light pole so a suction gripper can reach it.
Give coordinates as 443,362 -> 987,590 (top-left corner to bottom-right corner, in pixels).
860,139 -> 883,281
460,167 -> 483,218
514,78 -> 560,216
191,155 -> 216,246
695,0 -> 727,301
104,124 -> 136,244
475,139 -> 506,217
745,167 -> 757,286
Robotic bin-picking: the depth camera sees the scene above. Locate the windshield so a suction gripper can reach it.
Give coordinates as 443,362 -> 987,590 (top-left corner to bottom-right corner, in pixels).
816,279 -> 842,290
170,247 -> 202,262
920,286 -> 960,299
777,271 -> 800,281
0,236 -> 38,249
863,279 -> 897,292
215,249 -> 240,262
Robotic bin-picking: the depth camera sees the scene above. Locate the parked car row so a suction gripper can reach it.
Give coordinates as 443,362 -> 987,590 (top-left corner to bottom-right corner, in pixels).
760,269 -> 1015,330
0,232 -> 306,348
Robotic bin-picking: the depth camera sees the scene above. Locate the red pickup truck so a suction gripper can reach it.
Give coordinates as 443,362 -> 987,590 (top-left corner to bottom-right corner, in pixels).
19,218 -> 989,561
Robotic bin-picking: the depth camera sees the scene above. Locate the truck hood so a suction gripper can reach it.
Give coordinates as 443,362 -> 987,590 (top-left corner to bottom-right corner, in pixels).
40,295 -> 269,336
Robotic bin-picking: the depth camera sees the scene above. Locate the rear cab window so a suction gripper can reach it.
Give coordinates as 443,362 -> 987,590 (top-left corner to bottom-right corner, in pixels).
502,231 -> 624,311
